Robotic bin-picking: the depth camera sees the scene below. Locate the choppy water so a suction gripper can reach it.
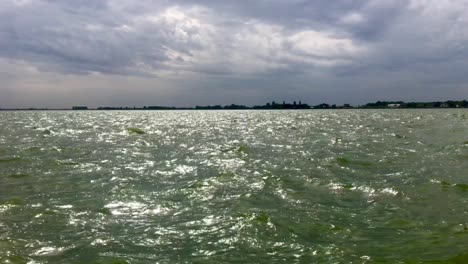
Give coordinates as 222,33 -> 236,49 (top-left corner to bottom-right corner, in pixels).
1,110 -> 468,263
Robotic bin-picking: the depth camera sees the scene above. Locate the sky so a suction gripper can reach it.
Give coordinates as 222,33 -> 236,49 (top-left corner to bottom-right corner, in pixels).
1,0 -> 468,108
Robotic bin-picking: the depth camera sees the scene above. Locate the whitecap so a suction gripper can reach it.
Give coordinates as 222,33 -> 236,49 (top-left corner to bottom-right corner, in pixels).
380,188 -> 399,196
174,165 -> 196,175
56,205 -> 73,209
33,246 -> 68,257
104,201 -> 168,216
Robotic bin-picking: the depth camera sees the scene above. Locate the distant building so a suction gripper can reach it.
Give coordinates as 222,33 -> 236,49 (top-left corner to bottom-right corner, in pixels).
72,106 -> 88,110
388,104 -> 401,108
440,103 -> 449,108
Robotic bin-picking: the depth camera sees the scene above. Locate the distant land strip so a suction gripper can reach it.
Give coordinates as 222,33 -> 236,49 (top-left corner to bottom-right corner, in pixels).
1,100 -> 468,111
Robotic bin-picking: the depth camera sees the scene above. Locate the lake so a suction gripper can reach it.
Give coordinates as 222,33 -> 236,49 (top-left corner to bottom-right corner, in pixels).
1,110 -> 468,263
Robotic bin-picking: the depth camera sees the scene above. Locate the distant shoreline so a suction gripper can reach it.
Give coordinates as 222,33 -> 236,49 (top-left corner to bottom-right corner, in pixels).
1,108 -> 468,111
1,100 -> 467,111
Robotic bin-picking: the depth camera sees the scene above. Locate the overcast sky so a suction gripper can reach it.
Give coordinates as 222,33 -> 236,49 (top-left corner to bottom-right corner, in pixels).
1,0 -> 468,108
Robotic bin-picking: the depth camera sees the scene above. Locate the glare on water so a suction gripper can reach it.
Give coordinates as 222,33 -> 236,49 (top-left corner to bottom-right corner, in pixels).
1,109 -> 468,263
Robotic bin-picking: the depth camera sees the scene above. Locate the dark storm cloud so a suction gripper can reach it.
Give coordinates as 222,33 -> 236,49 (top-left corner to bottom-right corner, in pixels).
0,0 -> 467,107
0,0 -> 374,75
0,1 -> 168,75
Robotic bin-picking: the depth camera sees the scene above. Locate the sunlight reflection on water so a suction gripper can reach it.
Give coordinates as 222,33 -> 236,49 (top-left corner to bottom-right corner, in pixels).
0,109 -> 468,263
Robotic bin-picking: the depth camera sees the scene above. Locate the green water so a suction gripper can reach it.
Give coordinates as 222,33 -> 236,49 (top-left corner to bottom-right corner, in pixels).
1,110 -> 468,263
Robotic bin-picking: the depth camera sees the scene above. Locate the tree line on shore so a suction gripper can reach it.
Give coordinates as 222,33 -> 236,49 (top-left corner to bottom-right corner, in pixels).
94,100 -> 468,110
2,100 -> 468,111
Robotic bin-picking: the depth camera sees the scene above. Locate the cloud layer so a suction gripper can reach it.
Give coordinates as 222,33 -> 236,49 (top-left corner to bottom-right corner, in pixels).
1,0 -> 468,107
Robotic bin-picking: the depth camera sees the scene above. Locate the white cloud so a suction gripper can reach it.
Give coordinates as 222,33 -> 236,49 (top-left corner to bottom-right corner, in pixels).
288,30 -> 362,58
134,8 -> 366,75
341,12 -> 364,25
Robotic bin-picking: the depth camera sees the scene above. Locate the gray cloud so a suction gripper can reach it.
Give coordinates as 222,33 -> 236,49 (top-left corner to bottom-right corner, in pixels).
0,0 -> 467,108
